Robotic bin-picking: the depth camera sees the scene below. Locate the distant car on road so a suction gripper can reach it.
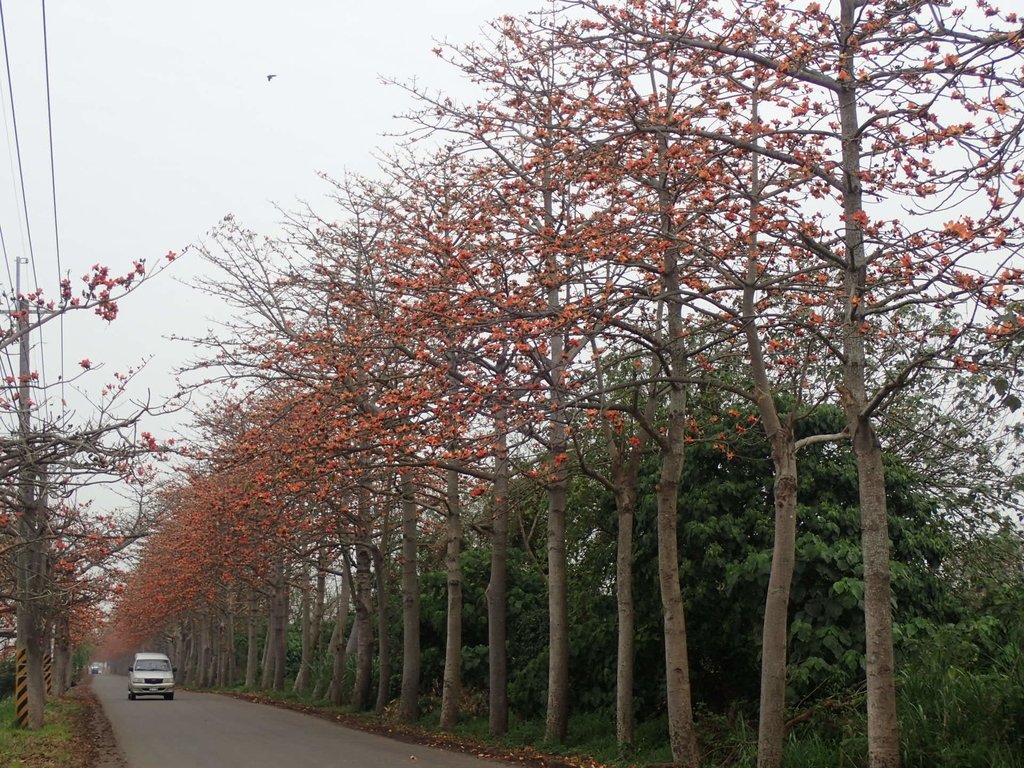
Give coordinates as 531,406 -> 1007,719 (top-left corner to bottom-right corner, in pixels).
89,663 -> 101,675
127,652 -> 175,700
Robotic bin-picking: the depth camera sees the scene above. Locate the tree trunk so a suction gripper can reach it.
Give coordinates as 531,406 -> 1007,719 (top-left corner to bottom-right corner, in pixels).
614,473 -> 637,749
245,590 -> 260,688
328,555 -> 353,706
259,601 -> 275,690
260,572 -> 288,692
310,568 -> 327,685
52,615 -> 72,696
854,427 -> 899,768
487,427 -> 510,736
738,124 -> 802,768
837,3 -> 900,763
352,541 -> 375,710
220,600 -> 236,687
398,477 -> 421,723
183,620 -> 197,686
172,624 -> 186,679
440,467 -> 463,730
373,544 -> 391,714
293,574 -> 313,693
26,641 -> 45,726
655,421 -> 699,768
215,611 -> 223,686
757,441 -> 798,768
272,580 -> 289,691
276,581 -> 288,692
654,135 -> 699,768
545,460 -> 571,744
211,611 -> 222,687
592,340 -> 655,751
197,614 -> 211,688
543,177 -> 571,742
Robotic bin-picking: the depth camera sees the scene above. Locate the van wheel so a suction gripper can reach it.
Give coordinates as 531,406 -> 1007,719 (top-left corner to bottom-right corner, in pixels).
165,693 -> 174,700
128,692 -> 135,700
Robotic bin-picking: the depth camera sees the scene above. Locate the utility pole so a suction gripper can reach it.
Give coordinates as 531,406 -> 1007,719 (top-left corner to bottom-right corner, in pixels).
15,256 -> 30,432
13,256 -> 48,729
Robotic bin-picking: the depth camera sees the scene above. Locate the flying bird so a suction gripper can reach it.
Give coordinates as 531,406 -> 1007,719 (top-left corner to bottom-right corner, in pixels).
266,74 -> 277,82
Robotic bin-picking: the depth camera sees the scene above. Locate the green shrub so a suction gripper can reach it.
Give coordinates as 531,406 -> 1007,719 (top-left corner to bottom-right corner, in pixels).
898,619 -> 1024,767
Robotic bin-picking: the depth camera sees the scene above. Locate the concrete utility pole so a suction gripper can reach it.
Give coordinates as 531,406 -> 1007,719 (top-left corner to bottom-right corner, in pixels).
13,256 -> 48,729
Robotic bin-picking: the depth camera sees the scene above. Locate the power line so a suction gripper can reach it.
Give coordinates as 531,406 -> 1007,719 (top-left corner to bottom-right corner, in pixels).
0,0 -> 53,421
0,71 -> 20,291
41,0 -> 58,280
41,0 -> 63,396
0,220 -> 13,297
0,3 -> 33,428
0,0 -> 40,291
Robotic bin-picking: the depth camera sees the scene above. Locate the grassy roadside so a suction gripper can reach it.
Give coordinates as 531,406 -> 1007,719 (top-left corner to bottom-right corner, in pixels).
0,689 -> 94,768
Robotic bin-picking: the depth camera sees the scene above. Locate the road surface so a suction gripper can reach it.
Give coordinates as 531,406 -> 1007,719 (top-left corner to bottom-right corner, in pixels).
91,673 -> 509,768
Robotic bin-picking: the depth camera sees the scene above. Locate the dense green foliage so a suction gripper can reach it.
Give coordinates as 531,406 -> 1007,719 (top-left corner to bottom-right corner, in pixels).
418,546 -> 549,716
215,403 -> 1023,765
397,408 -> 1021,741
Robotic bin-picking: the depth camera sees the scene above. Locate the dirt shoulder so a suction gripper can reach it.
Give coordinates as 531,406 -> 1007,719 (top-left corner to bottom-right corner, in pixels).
69,679 -> 127,768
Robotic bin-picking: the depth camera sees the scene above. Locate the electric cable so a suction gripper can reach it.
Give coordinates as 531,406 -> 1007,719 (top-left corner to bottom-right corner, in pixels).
41,0 -> 63,404
0,74 -> 24,432
0,0 -> 51,423
0,55 -> 19,294
0,220 -> 13,300
0,0 -> 40,291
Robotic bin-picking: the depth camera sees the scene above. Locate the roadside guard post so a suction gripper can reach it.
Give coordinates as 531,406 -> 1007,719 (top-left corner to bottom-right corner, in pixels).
15,647 -> 29,728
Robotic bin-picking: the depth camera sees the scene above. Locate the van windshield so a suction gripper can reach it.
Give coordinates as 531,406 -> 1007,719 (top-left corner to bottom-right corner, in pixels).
135,660 -> 170,671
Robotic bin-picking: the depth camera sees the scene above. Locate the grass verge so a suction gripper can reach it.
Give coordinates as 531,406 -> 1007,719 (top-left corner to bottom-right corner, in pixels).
0,690 -> 93,768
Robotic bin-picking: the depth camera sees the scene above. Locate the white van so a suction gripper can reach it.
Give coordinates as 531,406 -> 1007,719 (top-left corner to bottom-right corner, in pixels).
128,652 -> 175,700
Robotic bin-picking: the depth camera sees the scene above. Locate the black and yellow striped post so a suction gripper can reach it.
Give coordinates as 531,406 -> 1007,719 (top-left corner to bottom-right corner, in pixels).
15,647 -> 29,728
43,654 -> 53,697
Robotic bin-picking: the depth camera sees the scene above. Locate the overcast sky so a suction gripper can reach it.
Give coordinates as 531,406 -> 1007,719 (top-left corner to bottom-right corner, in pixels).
0,0 -> 539,507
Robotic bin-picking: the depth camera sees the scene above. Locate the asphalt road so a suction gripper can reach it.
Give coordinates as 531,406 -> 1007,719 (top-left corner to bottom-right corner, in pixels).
91,673 -> 509,768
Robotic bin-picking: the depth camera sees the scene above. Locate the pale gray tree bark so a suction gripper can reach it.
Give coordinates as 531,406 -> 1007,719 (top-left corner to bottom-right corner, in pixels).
327,554 -> 353,706
53,615 -> 72,696
352,539 -> 375,710
268,573 -> 289,692
245,590 -> 261,688
373,542 -> 391,715
293,574 -> 314,693
837,3 -> 899,763
738,99 -> 803,768
542,177 -> 572,745
398,478 -> 421,722
654,362 -> 699,768
653,138 -> 699,768
487,424 -> 510,736
440,467 -> 463,730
